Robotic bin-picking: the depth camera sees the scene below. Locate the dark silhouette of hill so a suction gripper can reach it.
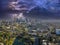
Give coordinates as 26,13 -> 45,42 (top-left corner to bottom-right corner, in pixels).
25,6 -> 60,19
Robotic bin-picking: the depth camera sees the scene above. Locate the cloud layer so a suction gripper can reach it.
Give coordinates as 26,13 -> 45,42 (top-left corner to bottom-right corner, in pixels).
11,0 -> 60,12
0,0 -> 60,12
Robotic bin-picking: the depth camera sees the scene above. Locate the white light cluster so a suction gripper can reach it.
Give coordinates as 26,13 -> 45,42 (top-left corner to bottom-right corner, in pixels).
11,13 -> 25,20
17,13 -> 24,19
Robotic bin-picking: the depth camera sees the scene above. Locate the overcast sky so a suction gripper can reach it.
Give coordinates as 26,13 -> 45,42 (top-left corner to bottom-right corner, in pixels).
0,0 -> 60,19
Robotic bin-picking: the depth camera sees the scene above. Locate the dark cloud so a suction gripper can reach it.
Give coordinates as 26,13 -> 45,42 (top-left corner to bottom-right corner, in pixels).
0,0 -> 60,12
0,0 -> 60,19
16,0 -> 60,12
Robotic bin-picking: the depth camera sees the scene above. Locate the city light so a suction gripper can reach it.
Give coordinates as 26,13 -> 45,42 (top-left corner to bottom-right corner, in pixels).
17,13 -> 24,19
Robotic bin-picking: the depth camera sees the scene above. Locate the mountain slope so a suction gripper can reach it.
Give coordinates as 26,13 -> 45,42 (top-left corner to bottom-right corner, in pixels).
25,6 -> 60,19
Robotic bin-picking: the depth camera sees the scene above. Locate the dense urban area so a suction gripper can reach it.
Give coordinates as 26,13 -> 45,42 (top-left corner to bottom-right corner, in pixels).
0,14 -> 60,45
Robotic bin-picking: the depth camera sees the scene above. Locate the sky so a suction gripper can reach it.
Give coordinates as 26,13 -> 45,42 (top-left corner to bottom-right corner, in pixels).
0,0 -> 60,19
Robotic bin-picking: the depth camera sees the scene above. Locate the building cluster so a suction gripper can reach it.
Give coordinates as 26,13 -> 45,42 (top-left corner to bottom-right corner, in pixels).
0,14 -> 60,45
